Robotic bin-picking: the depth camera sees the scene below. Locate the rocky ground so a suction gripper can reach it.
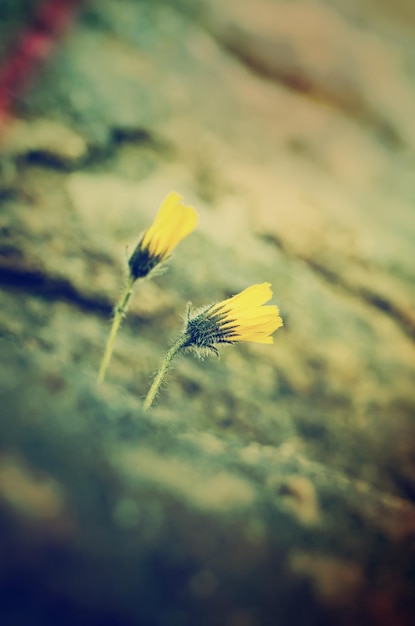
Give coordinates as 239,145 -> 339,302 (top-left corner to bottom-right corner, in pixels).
0,1 -> 415,625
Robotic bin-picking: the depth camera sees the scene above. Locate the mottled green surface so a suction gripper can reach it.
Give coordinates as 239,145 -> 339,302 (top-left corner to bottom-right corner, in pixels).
1,1 -> 415,625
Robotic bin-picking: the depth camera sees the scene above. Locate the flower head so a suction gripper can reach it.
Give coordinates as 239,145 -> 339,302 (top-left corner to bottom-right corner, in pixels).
143,283 -> 283,408
128,191 -> 198,280
183,283 -> 283,355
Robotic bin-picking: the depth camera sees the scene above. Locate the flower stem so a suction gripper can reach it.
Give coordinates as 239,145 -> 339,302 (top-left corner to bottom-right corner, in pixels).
97,275 -> 135,384
143,335 -> 188,411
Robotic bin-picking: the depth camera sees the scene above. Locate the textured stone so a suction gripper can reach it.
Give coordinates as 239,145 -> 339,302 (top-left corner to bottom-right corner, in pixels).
0,1 -> 414,624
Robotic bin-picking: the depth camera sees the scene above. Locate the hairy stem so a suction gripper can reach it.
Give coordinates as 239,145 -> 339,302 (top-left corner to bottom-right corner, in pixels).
143,335 -> 188,410
97,275 -> 135,384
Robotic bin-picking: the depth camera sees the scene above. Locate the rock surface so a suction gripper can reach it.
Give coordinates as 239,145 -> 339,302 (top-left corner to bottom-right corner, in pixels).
1,1 -> 415,625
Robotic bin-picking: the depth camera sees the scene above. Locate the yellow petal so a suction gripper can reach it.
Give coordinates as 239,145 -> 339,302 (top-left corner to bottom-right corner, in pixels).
231,305 -> 280,321
141,192 -> 181,249
212,283 -> 273,321
237,334 -> 275,344
161,207 -> 198,257
226,283 -> 273,309
141,192 -> 198,258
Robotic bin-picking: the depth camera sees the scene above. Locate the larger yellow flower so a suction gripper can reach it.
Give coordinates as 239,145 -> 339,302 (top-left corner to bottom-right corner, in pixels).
129,191 -> 198,280
183,282 -> 283,354
143,282 -> 283,408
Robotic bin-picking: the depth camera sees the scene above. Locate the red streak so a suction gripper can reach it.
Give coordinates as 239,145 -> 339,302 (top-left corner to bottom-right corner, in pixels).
0,0 -> 86,134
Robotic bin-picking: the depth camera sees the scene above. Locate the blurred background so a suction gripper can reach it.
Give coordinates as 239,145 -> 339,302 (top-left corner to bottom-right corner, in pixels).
1,1 -> 415,625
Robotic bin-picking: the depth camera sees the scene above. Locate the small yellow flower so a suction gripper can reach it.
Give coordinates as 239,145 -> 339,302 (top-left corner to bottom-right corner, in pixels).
183,282 -> 283,354
98,191 -> 197,384
129,191 -> 198,280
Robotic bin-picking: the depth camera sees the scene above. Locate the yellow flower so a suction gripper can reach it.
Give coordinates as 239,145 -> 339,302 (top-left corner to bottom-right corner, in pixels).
98,191 -> 197,384
129,191 -> 198,280
183,282 -> 283,354
143,283 -> 283,408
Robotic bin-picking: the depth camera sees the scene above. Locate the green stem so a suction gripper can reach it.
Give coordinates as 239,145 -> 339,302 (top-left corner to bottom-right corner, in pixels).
143,335 -> 188,411
97,275 -> 136,384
